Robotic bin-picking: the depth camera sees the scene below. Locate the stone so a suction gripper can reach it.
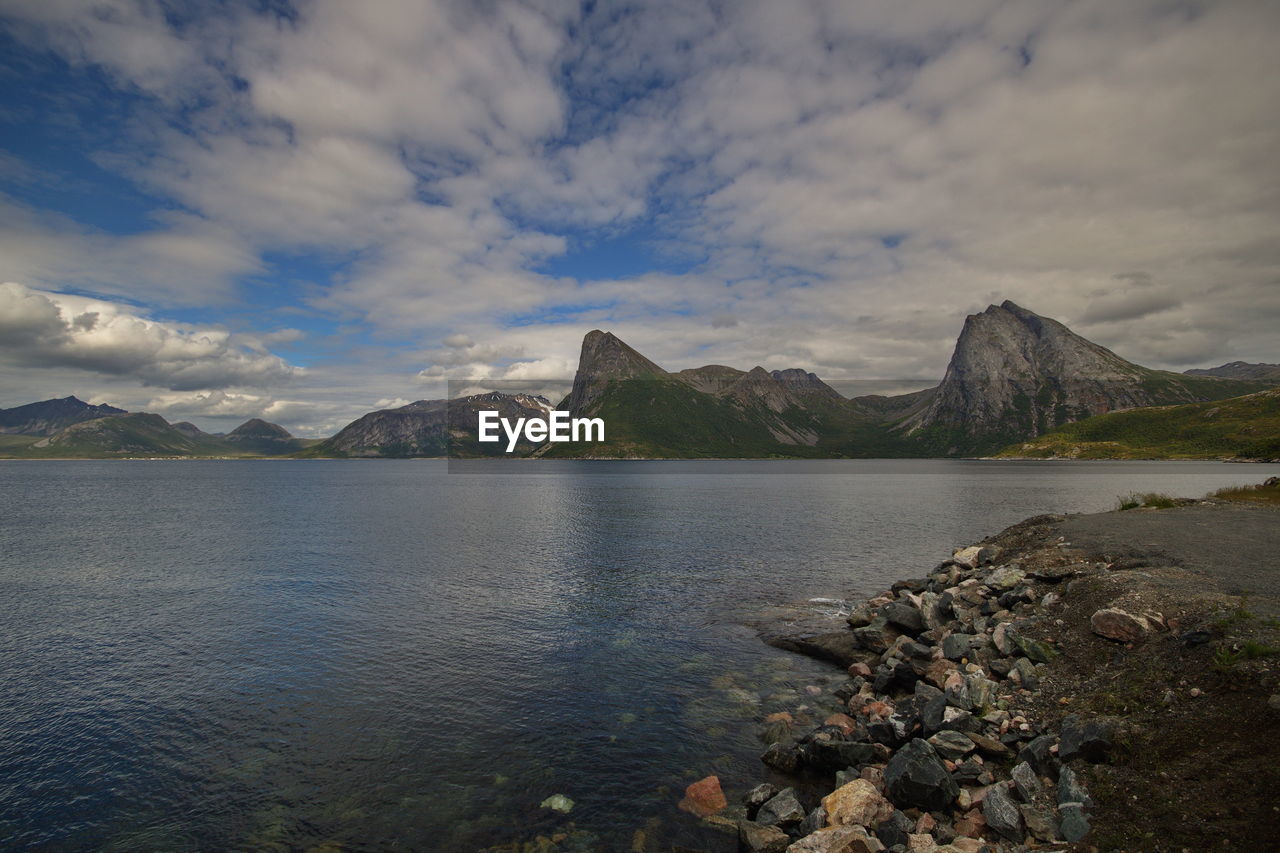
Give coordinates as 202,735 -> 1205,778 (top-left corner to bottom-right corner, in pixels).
800,805 -> 828,836
1059,803 -> 1091,842
1017,735 -> 1058,778
927,730 -> 975,760
1011,634 -> 1057,663
745,783 -> 781,818
678,775 -> 727,817
762,742 -> 802,773
825,713 -> 861,736
981,784 -> 1024,842
984,566 -> 1025,591
952,809 -> 986,838
1057,766 -> 1094,808
823,779 -> 893,828
1009,761 -> 1041,802
952,545 -> 998,569
805,738 -> 881,771
924,659 -> 959,689
1019,803 -> 1059,842
848,661 -> 874,678
740,821 -> 791,853
1090,607 -> 1158,643
883,601 -> 926,635
785,825 -> 885,853
906,833 -> 937,852
942,840 -> 984,853
942,633 -> 975,661
883,738 -> 959,811
847,602 -> 875,629
1058,715 -> 1116,763
874,811 -> 913,849
758,788 -> 806,827
539,793 -> 574,813
1012,657 -> 1040,690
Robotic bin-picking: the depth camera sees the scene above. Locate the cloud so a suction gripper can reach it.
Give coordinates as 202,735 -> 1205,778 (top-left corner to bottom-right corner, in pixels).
0,281 -> 302,390
145,389 -> 317,421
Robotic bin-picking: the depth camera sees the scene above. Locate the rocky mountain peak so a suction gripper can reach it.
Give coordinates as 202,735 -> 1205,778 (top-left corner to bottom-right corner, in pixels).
566,330 -> 668,413
770,368 -> 843,400
228,418 -> 293,440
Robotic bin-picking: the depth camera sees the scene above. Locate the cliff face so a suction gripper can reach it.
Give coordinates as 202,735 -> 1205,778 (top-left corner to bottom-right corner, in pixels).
903,301 -> 1259,451
0,396 -> 126,436
314,392 -> 552,457
564,330 -> 667,414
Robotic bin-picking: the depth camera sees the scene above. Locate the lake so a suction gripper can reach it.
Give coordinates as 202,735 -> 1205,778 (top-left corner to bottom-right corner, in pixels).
2,460 -> 1276,851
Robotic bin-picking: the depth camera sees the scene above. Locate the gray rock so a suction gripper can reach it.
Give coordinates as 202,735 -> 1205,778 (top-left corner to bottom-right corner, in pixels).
1010,761 -> 1041,802
1058,714 -> 1116,763
761,741 -> 801,774
757,787 -> 805,827
984,566 -> 1026,590
739,820 -> 790,853
798,804 -> 827,836
1012,633 -> 1058,663
982,784 -> 1025,842
744,783 -> 780,818
1012,657 -> 1040,690
1059,802 -> 1091,842
942,633 -> 975,661
805,738 -> 880,771
883,738 -> 959,811
1018,734 -> 1060,779
927,730 -> 975,760
1019,803 -> 1059,841
883,601 -> 926,635
847,601 -> 875,629
1057,766 -> 1094,808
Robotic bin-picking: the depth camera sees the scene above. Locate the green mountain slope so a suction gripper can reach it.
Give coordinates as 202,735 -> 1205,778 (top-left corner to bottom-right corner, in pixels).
0,412 -> 315,458
994,389 -> 1280,460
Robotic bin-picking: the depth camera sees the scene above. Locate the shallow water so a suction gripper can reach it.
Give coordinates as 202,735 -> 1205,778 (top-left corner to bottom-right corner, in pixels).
1,459 -> 1275,851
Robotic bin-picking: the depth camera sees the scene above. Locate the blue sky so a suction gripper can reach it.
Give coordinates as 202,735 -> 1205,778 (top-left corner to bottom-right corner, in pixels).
1,0 -> 1278,435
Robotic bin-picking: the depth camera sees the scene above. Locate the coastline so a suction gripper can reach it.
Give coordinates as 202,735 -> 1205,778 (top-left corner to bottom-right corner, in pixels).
706,496 -> 1280,852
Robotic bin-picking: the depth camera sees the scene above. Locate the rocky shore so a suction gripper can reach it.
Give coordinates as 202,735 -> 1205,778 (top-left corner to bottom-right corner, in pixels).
678,498 -> 1280,853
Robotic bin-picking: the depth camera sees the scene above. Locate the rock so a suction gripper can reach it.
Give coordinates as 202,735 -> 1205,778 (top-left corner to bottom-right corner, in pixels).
1267,693 -> 1280,712
1090,607 -> 1158,643
785,825 -> 885,853
770,630 -> 865,667
824,713 -> 861,736
678,775 -> 727,817
848,661 -> 874,678
1058,715 -> 1116,763
927,731 -> 975,760
981,784 -> 1024,842
745,783 -> 781,818
1011,657 -> 1040,690
884,738 -> 960,811
1059,803 -> 1091,842
762,742 -> 802,773
758,788 -> 806,827
800,805 -> 828,836
953,545 -> 998,569
1011,633 -> 1057,663
847,602 -> 875,629
1017,734 -> 1059,778
906,832 -> 937,852
941,839 -> 985,853
1057,766 -> 1094,808
822,779 -> 892,828
1019,803 -> 1059,841
938,707 -> 980,734
805,738 -> 881,771
1009,761 -> 1041,802
941,633 -> 977,661
539,793 -> 574,813
952,809 -> 985,838
740,821 -> 791,853
874,811 -> 913,849
883,601 -> 926,635
984,566 -> 1025,591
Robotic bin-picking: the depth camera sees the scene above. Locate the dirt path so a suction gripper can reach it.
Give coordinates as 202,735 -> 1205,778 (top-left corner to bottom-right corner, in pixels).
1058,501 -> 1280,612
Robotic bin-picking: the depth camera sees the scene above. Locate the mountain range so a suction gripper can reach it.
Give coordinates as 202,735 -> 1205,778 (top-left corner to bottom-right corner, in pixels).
2,301 -> 1274,459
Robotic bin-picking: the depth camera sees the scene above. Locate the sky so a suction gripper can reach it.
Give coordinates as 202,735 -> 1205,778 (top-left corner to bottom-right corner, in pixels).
1,0 -> 1278,436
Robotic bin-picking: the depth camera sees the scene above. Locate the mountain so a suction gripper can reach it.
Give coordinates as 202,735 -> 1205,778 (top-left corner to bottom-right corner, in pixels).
0,396 -> 126,436
171,421 -> 206,438
305,392 -> 553,458
26,412 -> 212,457
1185,361 -> 1280,383
563,330 -> 666,413
902,301 -> 1267,454
996,388 -> 1280,460
223,418 -> 308,455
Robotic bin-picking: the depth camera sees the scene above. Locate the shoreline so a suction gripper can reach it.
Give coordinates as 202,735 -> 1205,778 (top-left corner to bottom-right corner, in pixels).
702,497 -> 1280,852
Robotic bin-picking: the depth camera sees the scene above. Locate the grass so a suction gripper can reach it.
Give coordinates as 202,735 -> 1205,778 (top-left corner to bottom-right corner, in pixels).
1116,491 -> 1182,510
1209,477 -> 1280,504
1213,641 -> 1279,671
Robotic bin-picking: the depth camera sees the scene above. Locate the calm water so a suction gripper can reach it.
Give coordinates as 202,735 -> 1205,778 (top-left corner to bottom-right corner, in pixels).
2,459 -> 1277,851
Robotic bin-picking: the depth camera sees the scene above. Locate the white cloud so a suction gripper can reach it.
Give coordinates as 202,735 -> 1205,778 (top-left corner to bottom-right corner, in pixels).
0,281 -> 302,390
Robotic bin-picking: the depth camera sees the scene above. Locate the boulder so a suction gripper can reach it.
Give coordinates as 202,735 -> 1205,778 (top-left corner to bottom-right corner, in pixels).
1017,734 -> 1059,778
981,783 -> 1024,842
952,545 -> 998,569
941,633 -> 976,661
762,742 -> 802,773
678,775 -> 727,817
1020,803 -> 1059,842
740,821 -> 791,853
539,793 -> 574,813
758,788 -> 806,827
785,825 -> 885,853
984,566 -> 1025,591
1010,761 -> 1041,802
769,630 -> 864,666
822,779 -> 892,828
1057,766 -> 1094,807
1058,715 -> 1117,764
800,805 -> 828,836
745,783 -> 781,819
1059,803 -> 1091,842
1090,607 -> 1159,643
883,738 -> 959,811
883,601 -> 926,635
927,730 -> 975,760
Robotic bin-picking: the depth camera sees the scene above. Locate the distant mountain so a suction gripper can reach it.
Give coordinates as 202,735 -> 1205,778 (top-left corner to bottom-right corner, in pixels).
1185,361 -> 1280,383
171,421 -> 206,438
901,301 -> 1267,454
0,396 -> 126,436
305,392 -> 554,458
996,388 -> 1280,461
29,413 -> 212,457
223,418 -> 308,455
